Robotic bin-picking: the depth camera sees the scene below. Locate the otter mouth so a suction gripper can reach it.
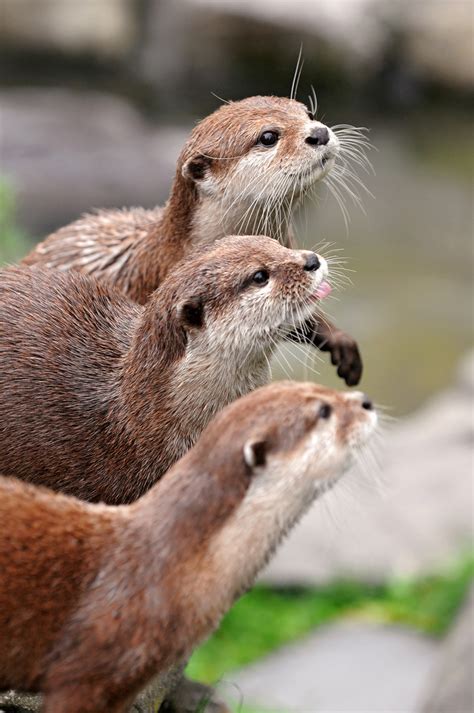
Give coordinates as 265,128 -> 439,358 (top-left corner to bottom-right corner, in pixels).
309,280 -> 332,302
320,149 -> 336,169
295,152 -> 336,186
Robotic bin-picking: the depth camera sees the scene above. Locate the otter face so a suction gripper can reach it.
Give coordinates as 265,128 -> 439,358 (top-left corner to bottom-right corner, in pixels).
242,384 -> 377,493
181,96 -> 339,220
176,235 -> 330,354
206,381 -> 377,597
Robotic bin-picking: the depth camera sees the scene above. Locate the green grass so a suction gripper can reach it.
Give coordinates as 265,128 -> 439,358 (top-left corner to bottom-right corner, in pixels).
0,180 -> 31,264
187,552 -> 474,684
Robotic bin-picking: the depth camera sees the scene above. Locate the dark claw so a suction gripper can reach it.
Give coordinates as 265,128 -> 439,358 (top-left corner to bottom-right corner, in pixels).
333,339 -> 362,386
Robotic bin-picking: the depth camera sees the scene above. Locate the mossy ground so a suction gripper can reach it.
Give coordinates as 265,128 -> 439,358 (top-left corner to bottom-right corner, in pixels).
187,552 -> 474,685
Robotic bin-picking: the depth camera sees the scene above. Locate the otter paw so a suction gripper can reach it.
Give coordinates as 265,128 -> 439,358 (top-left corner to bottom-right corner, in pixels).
324,332 -> 363,387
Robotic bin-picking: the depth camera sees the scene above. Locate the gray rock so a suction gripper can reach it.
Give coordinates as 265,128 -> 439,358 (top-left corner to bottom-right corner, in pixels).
419,585 -> 474,713
0,89 -> 186,237
261,351 -> 474,585
392,0 -> 474,90
179,0 -> 474,90
223,621 -> 438,711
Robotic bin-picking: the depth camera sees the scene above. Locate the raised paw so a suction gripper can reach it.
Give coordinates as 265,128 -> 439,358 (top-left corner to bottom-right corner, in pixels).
318,330 -> 363,386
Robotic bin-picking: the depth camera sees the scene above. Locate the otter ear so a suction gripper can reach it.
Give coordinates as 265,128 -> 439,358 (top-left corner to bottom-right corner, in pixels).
178,297 -> 204,329
182,154 -> 212,182
243,439 -> 267,471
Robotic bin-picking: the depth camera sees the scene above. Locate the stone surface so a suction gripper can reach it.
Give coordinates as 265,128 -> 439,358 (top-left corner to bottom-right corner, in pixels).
392,0 -> 474,90
419,585 -> 474,713
0,89 -> 185,236
185,0 -> 474,88
223,621 -> 438,712
261,352 -> 474,585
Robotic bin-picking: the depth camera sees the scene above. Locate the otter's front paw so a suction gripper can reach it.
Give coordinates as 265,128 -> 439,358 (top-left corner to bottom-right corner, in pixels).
319,330 -> 362,386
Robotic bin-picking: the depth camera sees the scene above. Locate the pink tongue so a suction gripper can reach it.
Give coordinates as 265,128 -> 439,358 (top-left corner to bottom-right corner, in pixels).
315,280 -> 332,300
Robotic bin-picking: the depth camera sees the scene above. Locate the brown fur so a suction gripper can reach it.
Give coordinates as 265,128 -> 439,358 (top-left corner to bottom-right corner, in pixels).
0,235 -> 323,503
22,96 -> 362,386
0,382 -> 375,713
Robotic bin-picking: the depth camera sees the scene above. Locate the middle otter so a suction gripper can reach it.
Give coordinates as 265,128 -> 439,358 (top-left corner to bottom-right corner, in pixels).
22,96 -> 363,386
0,235 -> 330,503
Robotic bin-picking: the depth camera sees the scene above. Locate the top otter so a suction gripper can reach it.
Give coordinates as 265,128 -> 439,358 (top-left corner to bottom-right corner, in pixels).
23,96 -> 362,385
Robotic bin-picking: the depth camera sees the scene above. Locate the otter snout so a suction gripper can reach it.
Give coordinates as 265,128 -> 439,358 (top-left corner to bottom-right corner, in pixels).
361,396 -> 373,410
300,252 -> 330,303
305,126 -> 330,147
303,253 -> 320,271
301,251 -> 326,274
337,391 -> 378,448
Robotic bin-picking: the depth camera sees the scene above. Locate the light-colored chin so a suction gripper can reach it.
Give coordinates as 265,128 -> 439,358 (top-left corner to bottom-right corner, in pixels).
304,156 -> 338,186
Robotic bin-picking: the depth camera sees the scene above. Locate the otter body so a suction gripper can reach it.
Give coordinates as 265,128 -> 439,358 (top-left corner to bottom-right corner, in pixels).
0,235 -> 328,503
0,382 -> 377,713
23,96 -> 364,386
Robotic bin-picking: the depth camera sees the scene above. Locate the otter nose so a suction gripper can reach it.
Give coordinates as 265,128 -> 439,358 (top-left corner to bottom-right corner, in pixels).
304,253 -> 321,271
361,395 -> 373,411
305,126 -> 330,146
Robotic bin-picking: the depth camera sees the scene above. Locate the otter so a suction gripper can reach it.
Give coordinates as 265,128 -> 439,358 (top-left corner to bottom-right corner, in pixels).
22,96 -> 364,386
0,381 -> 377,713
0,235 -> 330,503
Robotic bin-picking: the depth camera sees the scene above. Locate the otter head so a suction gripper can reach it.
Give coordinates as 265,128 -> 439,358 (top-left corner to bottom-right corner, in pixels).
157,235 -> 331,437
237,382 -> 377,491
192,380 -> 377,599
173,234 -> 330,364
179,96 -> 341,235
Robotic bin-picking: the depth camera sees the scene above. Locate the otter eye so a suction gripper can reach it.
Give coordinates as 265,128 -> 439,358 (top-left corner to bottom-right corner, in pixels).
252,270 -> 269,286
318,404 -> 332,419
258,131 -> 279,147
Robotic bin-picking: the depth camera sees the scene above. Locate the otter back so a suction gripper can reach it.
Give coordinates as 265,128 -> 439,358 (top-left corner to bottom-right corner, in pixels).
0,268 -> 142,502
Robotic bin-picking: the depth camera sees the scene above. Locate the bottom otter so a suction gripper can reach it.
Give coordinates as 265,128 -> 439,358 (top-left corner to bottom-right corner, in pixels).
0,381 -> 377,713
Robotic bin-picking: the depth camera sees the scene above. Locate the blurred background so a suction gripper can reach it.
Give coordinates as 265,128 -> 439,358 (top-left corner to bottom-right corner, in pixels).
0,1 -> 472,711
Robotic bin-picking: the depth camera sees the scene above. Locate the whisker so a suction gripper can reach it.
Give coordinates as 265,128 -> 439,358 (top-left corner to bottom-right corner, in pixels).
290,44 -> 304,100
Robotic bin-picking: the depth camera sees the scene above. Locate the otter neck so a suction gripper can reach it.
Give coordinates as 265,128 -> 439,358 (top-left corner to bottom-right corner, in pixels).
124,453 -> 251,664
128,173 -> 201,300
189,194 -> 294,249
125,451 -> 322,666
136,174 -> 296,293
162,171 -> 294,251
118,298 -> 274,478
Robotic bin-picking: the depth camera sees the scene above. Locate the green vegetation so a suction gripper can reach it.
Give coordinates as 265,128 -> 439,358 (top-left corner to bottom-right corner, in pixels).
187,552 -> 473,684
0,180 -> 31,264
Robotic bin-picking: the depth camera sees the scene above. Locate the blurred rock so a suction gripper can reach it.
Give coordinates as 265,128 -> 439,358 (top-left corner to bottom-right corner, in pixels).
1,0 -> 137,58
395,0 -> 474,90
2,1 -> 471,121
419,585 -> 474,713
153,0 -> 474,94
261,350 -> 474,585
187,0 -> 387,62
0,89 -> 186,237
223,621 -> 438,711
